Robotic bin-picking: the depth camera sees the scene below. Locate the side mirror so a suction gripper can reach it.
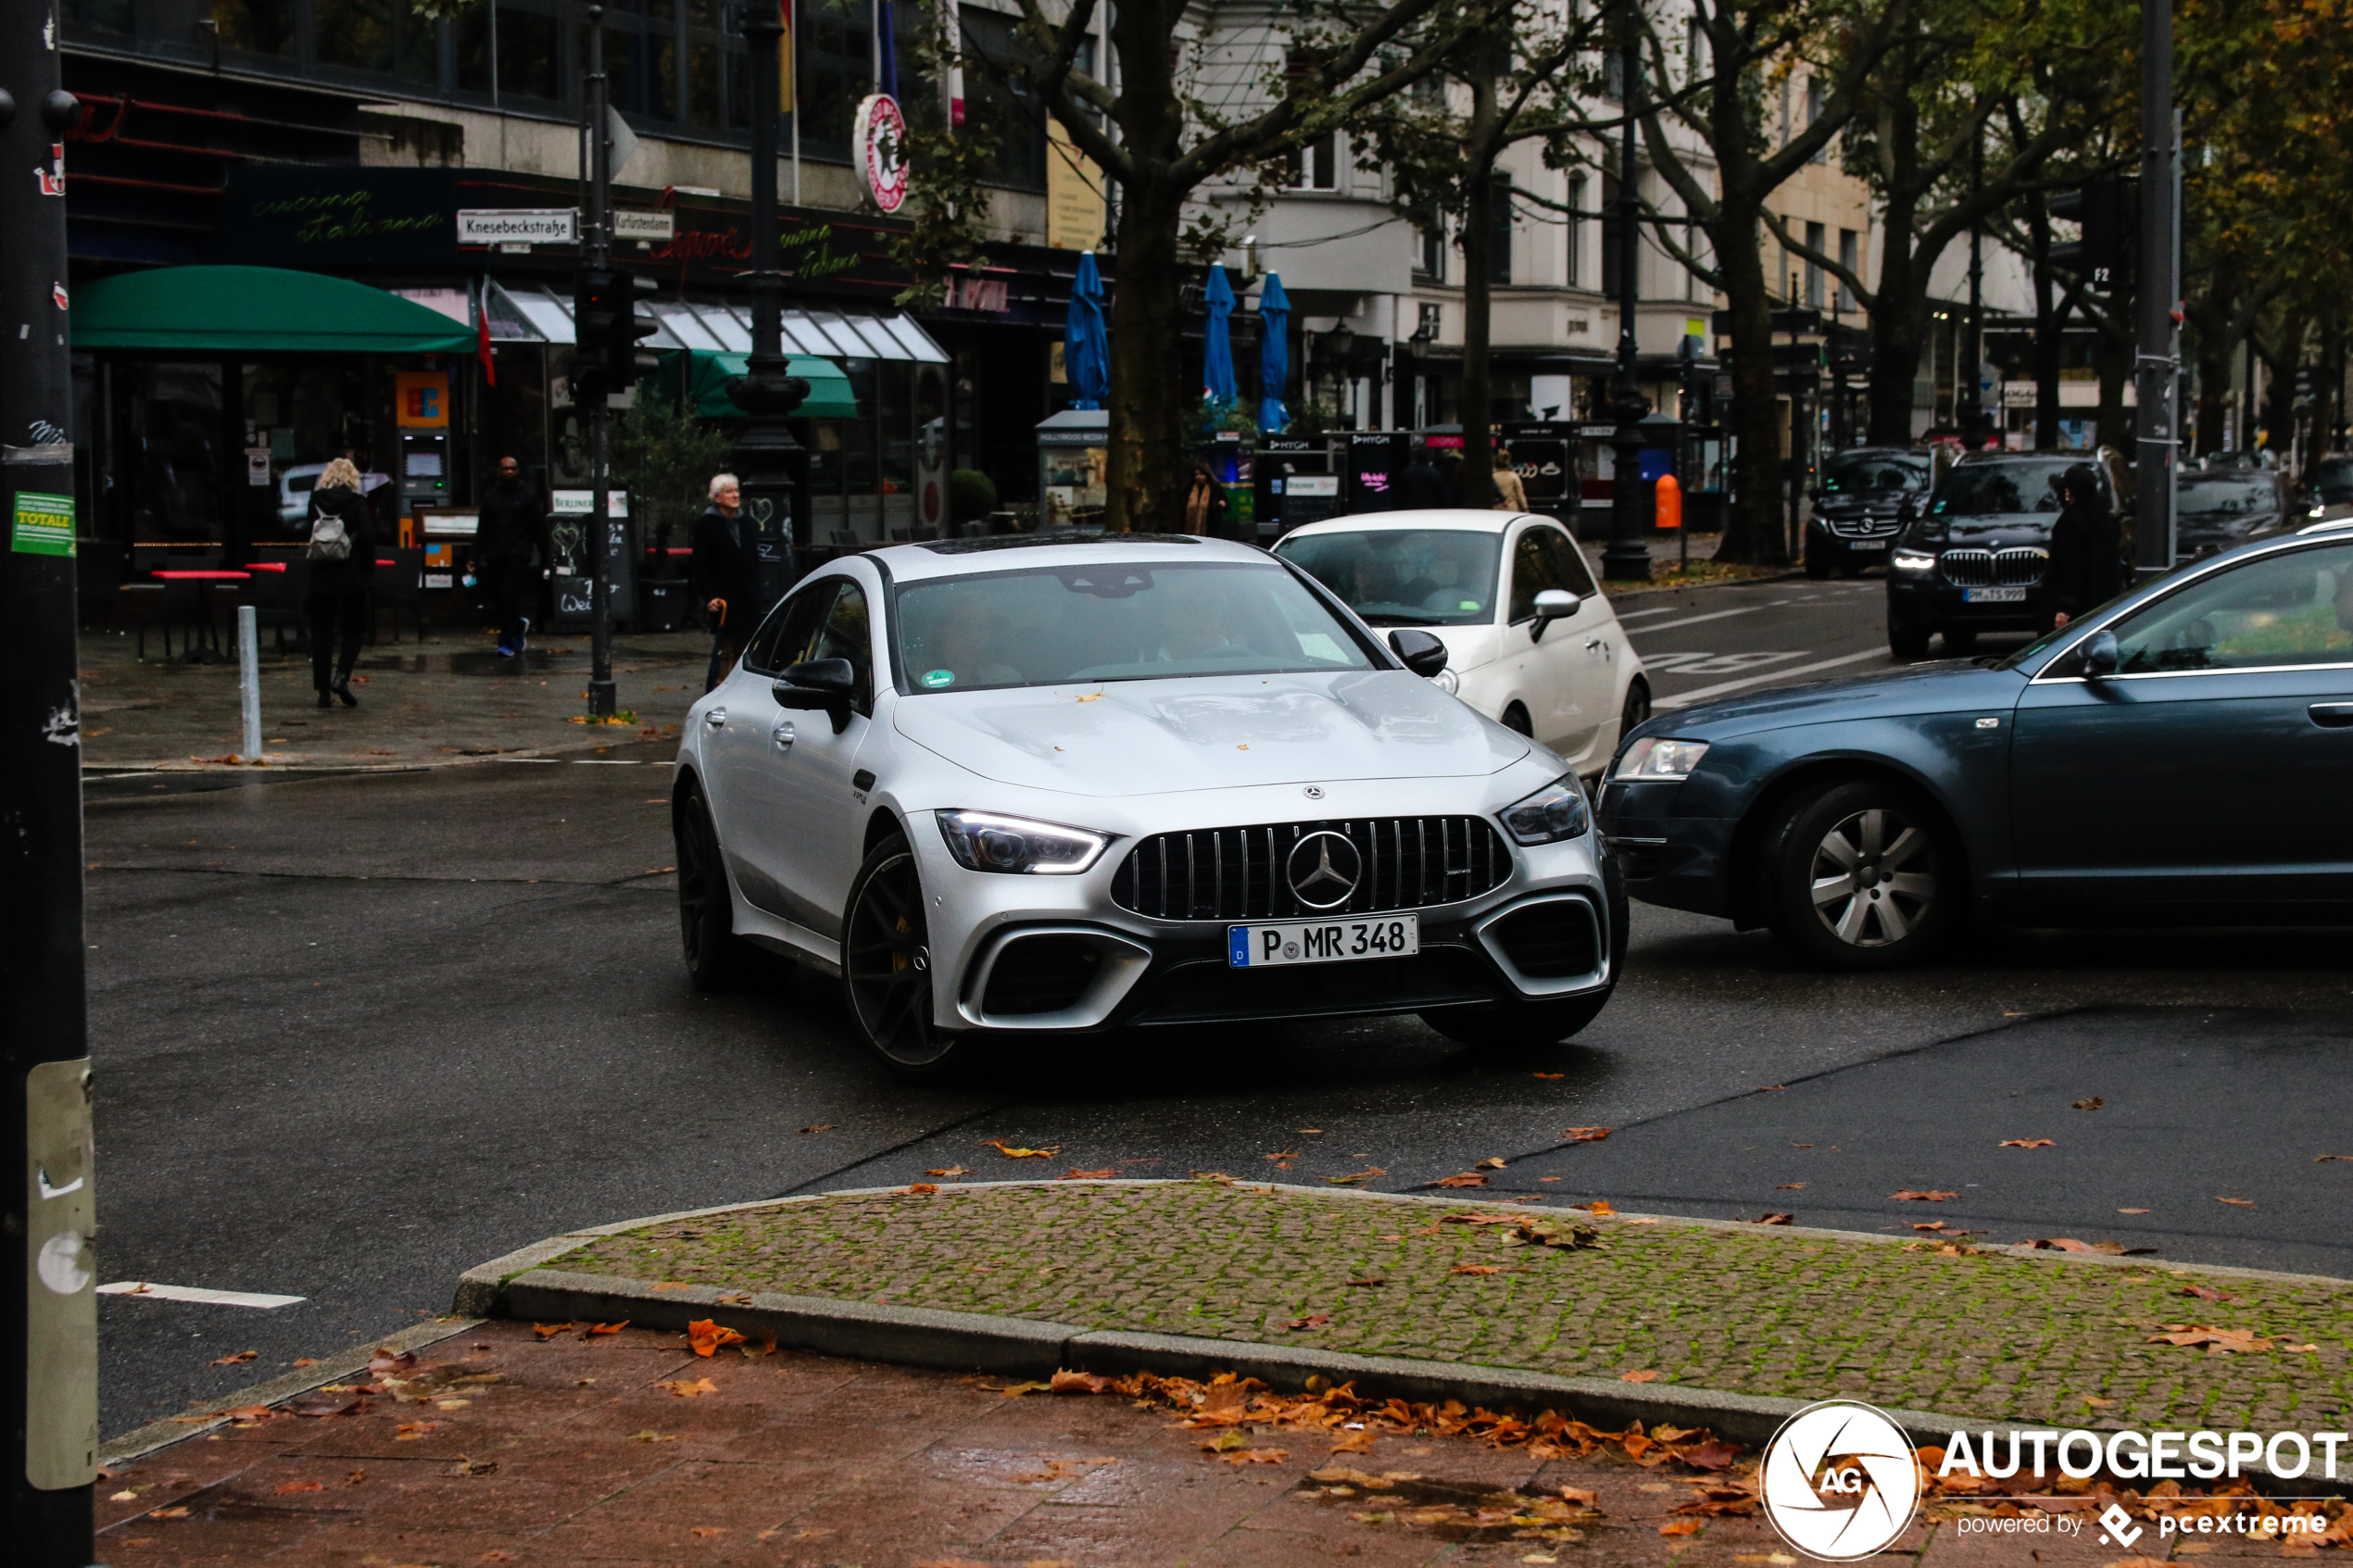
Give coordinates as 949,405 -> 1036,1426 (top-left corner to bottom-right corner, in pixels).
1388,627 -> 1450,678
774,657 -> 858,731
1529,587 -> 1580,642
2079,629 -> 2120,678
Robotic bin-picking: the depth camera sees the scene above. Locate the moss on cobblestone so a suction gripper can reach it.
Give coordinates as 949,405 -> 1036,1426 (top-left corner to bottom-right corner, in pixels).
561,1182 -> 2353,1430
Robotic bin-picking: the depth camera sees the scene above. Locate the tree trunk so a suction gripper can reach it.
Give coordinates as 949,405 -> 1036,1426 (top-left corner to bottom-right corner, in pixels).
2258,325 -> 2300,462
2093,320 -> 2130,454
1106,184 -> 1188,533
1713,196 -> 1785,564
1456,36 -> 1506,510
2028,199 -> 2063,451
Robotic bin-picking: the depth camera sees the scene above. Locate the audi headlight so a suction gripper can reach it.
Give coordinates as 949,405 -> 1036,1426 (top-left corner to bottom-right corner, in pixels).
1892,548 -> 1937,572
935,809 -> 1113,874
1428,667 -> 1461,695
1617,736 -> 1711,783
1499,773 -> 1591,846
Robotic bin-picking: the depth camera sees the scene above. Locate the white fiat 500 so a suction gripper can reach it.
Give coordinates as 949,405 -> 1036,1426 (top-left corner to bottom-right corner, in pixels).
1274,510 -> 1651,777
673,533 -> 1623,1076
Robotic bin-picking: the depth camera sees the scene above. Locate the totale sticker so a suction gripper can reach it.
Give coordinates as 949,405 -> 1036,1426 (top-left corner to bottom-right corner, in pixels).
13,491 -> 75,557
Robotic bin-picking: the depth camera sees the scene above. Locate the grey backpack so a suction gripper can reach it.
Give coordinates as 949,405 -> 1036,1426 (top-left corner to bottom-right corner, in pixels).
308,507 -> 353,561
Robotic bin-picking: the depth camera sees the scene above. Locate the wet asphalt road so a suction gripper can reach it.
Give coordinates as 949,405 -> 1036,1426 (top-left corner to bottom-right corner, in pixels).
82,580 -> 2353,1436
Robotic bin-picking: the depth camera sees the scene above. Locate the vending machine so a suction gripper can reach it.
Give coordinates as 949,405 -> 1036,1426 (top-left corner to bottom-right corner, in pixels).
1255,436 -> 1339,538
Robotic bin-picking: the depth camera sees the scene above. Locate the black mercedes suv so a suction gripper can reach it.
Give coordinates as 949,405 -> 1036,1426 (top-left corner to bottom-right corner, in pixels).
1806,446 -> 1931,579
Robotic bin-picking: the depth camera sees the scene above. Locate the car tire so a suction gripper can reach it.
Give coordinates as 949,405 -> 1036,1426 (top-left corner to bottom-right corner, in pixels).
1940,626 -> 1978,654
1888,618 -> 1931,659
675,783 -> 756,992
1758,778 -> 1958,970
1805,545 -> 1832,581
841,831 -> 970,1079
1619,677 -> 1652,741
1421,990 -> 1612,1052
1501,703 -> 1533,736
1838,559 -> 1866,579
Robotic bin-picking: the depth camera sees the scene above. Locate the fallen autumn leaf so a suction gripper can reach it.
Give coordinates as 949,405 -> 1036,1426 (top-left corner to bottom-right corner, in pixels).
1999,1139 -> 2057,1148
686,1320 -> 746,1357
1891,1189 -> 1959,1201
1563,1127 -> 1612,1142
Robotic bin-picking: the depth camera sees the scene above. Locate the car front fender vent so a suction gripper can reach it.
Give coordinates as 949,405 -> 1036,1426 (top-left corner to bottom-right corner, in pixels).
1109,816 -> 1510,922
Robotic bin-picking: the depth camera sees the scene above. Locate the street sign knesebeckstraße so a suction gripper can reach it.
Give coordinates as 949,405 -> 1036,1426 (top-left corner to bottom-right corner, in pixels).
457,208 -> 579,246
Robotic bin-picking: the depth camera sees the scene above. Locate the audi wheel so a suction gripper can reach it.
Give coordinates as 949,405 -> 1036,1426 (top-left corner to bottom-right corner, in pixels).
842,832 -> 968,1078
1759,778 -> 1957,970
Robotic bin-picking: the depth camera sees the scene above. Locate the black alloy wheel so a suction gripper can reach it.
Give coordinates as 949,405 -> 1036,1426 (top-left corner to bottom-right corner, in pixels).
675,784 -> 753,990
1759,777 -> 1957,970
1805,541 -> 1833,580
1420,990 -> 1612,1052
842,833 -> 963,1076
1940,626 -> 1978,655
1887,616 -> 1931,660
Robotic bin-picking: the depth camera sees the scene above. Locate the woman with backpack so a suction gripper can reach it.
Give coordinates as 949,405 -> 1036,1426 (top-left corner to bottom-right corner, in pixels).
306,458 -> 376,708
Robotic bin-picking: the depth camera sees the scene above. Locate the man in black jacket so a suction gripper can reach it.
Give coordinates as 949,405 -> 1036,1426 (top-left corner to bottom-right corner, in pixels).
692,472 -> 760,690
2045,463 -> 2124,630
475,456 -> 549,657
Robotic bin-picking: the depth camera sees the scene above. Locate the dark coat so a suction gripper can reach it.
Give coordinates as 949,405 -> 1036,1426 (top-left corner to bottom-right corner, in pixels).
305,484 -> 377,596
1390,460 -> 1453,510
476,478 -> 549,567
689,504 -> 759,627
2045,499 -> 2125,620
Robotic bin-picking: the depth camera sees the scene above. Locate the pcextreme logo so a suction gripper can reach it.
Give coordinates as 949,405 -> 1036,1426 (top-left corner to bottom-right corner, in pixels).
1760,1400 -> 1924,1562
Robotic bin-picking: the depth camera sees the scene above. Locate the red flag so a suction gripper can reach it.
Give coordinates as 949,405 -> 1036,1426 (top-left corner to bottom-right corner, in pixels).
477,295 -> 497,388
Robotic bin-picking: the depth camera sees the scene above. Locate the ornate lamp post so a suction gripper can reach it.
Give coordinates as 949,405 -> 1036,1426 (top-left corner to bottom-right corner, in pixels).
734,1 -> 809,614
1599,0 -> 1653,583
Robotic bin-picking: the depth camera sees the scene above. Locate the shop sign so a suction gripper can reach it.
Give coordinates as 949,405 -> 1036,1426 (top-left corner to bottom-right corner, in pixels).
457,208 -> 578,246
551,490 -> 630,518
854,94 -> 910,214
245,447 -> 272,486
10,491 -> 73,558
213,167 -> 458,267
395,372 -> 450,431
612,210 -> 676,242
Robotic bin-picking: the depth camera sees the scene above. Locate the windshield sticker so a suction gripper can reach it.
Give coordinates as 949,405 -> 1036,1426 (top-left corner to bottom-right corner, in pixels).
921,669 -> 955,688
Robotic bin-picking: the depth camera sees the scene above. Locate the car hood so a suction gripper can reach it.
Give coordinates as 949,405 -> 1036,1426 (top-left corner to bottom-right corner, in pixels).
1907,515 -> 2057,549
1639,659 -> 2029,740
893,669 -> 1531,797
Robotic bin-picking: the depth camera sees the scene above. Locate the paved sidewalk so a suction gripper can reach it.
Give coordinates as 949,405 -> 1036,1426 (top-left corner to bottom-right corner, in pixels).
553,1180 -> 2352,1435
79,627 -> 711,771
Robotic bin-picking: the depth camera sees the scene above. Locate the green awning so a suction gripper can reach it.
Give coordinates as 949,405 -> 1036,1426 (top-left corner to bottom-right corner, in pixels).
648,349 -> 859,420
71,266 -> 477,355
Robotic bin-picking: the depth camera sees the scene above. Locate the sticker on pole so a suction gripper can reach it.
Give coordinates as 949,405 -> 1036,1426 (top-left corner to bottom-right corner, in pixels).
854,93 -> 910,213
13,490 -> 75,557
1758,1399 -> 1921,1561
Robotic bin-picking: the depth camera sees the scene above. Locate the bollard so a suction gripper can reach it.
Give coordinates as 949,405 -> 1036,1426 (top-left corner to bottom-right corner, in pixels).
237,604 -> 262,764
1655,473 -> 1685,571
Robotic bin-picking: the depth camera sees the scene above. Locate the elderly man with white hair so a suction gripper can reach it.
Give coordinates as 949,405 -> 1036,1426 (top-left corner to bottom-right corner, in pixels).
691,471 -> 761,692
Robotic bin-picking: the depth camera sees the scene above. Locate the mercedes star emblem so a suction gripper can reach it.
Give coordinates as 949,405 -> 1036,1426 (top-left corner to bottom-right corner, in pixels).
1302,784 -> 1326,800
1286,831 -> 1362,910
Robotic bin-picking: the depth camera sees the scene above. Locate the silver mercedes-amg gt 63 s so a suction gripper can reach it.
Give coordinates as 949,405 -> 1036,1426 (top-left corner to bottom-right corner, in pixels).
671,533 -> 1623,1076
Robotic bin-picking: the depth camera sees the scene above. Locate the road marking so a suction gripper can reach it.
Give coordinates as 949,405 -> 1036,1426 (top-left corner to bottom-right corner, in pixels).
1655,647 -> 1889,709
572,759 -> 642,765
1644,650 -> 1810,677
1621,604 -> 1780,636
1613,605 -> 1699,622
492,758 -> 560,763
98,1282 -> 306,1309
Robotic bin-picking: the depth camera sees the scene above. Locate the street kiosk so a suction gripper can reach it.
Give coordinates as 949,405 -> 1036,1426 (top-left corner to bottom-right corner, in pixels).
1036,408 -> 1110,529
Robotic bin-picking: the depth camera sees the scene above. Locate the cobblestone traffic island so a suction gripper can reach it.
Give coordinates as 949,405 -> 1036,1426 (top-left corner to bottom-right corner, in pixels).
551,1179 -> 2353,1434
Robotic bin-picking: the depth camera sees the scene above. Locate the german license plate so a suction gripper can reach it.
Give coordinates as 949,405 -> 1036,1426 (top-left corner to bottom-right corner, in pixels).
1228,916 -> 1419,968
1965,586 -> 2027,603
1846,540 -> 1888,551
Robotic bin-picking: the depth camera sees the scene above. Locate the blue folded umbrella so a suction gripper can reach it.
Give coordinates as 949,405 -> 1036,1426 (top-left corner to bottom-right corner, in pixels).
1202,264 -> 1237,420
1065,250 -> 1109,412
1258,272 -> 1290,434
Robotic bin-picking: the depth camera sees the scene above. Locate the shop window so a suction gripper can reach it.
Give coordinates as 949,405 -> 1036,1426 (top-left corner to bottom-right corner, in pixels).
63,0 -> 131,33
209,0 -> 296,57
688,39 -> 723,127
498,6 -> 562,101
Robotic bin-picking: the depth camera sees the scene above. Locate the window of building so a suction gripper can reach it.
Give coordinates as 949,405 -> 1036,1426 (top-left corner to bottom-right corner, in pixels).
1415,205 -> 1447,283
1806,76 -> 1824,163
209,0 -> 298,57
1805,220 -> 1826,308
1288,132 -> 1339,191
1567,174 -> 1587,287
959,7 -> 1061,191
1838,229 -> 1859,312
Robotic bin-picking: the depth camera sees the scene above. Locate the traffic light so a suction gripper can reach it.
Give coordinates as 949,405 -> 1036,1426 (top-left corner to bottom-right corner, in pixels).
2049,175 -> 2136,290
607,274 -> 661,390
573,268 -> 661,395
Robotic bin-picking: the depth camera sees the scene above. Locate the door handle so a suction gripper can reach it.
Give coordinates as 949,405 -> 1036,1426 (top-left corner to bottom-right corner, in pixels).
772,719 -> 796,751
703,707 -> 727,731
2310,703 -> 2353,728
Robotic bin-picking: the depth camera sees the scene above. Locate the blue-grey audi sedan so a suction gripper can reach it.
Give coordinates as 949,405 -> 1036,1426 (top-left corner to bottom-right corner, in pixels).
1599,520 -> 2353,968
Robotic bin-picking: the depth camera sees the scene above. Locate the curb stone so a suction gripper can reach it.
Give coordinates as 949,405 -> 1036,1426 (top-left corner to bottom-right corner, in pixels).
447,1180 -> 2353,1499
99,1316 -> 482,1466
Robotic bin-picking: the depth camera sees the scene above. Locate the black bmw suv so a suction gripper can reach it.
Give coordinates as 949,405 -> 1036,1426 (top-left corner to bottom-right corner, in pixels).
1806,446 -> 1931,578
1883,451 -> 2125,658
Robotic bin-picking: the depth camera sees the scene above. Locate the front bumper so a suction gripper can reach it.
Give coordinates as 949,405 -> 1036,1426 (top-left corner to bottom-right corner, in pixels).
1807,515 -> 1901,567
1598,779 -> 1739,919
917,825 -> 1621,1035
1886,573 -> 2045,632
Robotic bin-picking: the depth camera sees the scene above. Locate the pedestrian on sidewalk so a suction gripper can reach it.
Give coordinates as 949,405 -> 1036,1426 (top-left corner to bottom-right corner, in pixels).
305,458 -> 376,709
693,472 -> 757,691
1183,460 -> 1227,535
1491,446 -> 1529,511
1391,447 -> 1451,510
2044,463 -> 2123,631
476,456 -> 549,658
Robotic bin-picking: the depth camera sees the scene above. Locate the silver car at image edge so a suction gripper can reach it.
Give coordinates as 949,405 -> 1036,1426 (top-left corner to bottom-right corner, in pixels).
671,532 -> 1625,1076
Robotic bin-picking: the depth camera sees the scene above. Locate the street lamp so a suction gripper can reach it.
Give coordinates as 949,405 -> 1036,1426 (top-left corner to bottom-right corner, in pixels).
733,0 -> 810,615
1599,0 -> 1653,583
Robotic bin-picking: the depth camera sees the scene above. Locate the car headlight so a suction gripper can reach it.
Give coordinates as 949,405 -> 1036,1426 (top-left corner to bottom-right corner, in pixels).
935,809 -> 1113,874
1892,548 -> 1937,572
1499,773 -> 1591,846
1617,736 -> 1710,782
2311,506 -> 2328,519
1428,667 -> 1461,695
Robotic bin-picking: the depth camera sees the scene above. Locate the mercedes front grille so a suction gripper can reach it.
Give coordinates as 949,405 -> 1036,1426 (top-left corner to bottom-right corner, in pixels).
1109,817 -> 1511,922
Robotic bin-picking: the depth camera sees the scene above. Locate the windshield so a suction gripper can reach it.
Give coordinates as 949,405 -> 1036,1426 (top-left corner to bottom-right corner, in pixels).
2176,475 -> 2275,518
1930,458 -> 2075,518
1273,529 -> 1504,626
893,560 -> 1378,693
1822,454 -> 1929,494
